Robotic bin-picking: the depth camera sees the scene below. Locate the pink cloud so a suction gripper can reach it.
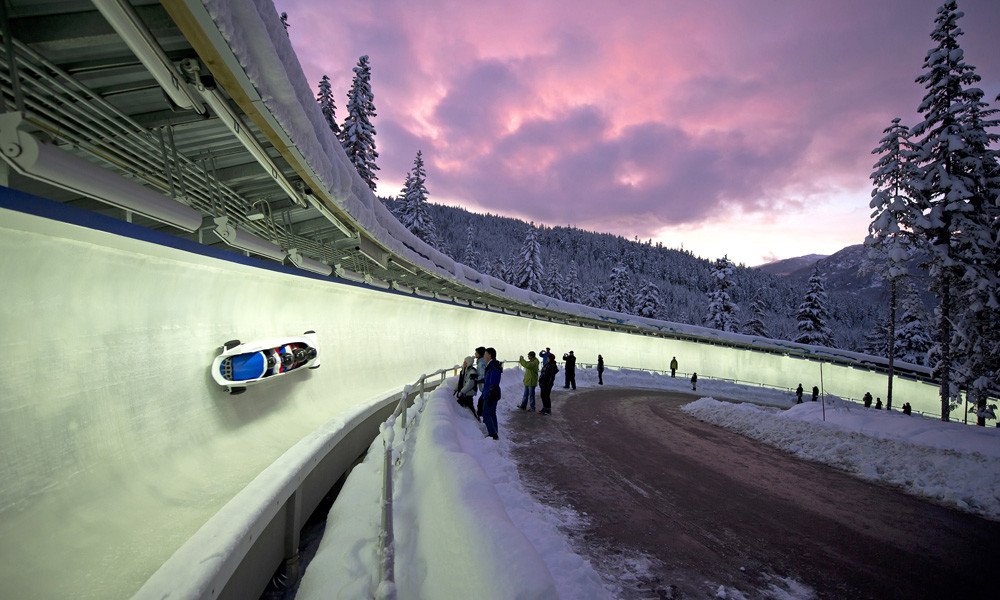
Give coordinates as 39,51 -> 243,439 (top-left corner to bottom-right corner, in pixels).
276,0 -> 1000,255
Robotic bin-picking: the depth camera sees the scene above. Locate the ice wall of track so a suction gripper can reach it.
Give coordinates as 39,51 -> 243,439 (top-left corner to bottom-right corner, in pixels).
0,204 -> 942,600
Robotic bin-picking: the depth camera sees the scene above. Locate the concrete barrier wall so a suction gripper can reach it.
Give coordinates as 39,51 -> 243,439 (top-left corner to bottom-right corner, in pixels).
0,193 -> 941,599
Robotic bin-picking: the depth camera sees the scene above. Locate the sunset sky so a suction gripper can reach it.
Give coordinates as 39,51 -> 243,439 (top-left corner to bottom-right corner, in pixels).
273,0 -> 1000,265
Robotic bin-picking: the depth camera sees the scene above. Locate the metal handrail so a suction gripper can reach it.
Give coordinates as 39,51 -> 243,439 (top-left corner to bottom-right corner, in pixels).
377,366 -> 457,597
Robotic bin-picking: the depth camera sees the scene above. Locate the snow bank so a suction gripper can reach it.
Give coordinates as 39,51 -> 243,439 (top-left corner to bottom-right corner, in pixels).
682,397 -> 1000,520
298,372 -> 608,599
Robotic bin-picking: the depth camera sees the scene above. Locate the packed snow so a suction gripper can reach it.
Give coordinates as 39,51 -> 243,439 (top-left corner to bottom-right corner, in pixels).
296,366 -> 998,599
683,395 -> 1000,521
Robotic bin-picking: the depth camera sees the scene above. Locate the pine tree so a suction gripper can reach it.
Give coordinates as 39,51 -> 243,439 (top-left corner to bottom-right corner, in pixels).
868,117 -> 922,410
607,263 -> 632,313
743,296 -> 770,337
340,55 -> 379,190
895,288 -> 932,366
544,256 -> 564,300
795,265 -> 833,347
634,280 -> 662,319
564,261 -> 581,304
397,151 -> 437,248
908,1 -> 999,420
706,255 -> 738,332
515,224 -> 543,293
316,75 -> 340,137
462,223 -> 479,269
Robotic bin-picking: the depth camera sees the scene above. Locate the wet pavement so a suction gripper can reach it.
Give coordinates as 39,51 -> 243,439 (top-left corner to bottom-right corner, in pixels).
505,387 -> 1000,600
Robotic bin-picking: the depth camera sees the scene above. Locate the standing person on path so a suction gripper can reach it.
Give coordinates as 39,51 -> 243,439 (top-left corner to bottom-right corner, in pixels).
538,354 -> 558,415
691,372 -> 698,391
863,392 -> 873,408
562,350 -> 577,389
796,384 -> 804,404
480,348 -> 503,439
454,356 -> 479,419
597,354 -> 605,385
670,356 -> 678,378
518,351 -> 539,411
812,386 -> 819,402
474,346 -> 487,419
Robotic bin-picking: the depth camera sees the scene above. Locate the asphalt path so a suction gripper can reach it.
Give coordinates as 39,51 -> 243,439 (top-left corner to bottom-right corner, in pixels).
505,387 -> 1000,600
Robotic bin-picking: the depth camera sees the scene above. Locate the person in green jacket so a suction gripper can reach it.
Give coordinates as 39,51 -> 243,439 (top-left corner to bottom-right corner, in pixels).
518,351 -> 540,411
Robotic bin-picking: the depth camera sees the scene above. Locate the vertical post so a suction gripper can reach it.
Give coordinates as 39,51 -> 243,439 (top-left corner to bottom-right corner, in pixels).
283,489 -> 302,586
820,362 -> 826,421
379,438 -> 395,591
399,388 -> 407,430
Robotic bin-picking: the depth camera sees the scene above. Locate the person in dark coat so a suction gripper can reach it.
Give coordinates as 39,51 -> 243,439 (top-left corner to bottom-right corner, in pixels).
562,351 -> 576,389
538,357 -> 558,415
812,386 -> 819,402
691,372 -> 698,391
597,355 -> 605,385
474,346 -> 486,418
670,356 -> 678,378
796,383 -> 804,404
454,356 -> 479,419
480,348 -> 503,439
863,392 -> 873,408
875,397 -> 882,410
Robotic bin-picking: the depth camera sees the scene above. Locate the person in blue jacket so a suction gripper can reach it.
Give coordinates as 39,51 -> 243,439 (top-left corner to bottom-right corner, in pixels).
480,347 -> 503,440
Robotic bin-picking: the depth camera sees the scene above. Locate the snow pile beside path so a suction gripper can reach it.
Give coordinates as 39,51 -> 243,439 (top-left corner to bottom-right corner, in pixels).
298,374 -> 609,599
682,398 -> 1000,520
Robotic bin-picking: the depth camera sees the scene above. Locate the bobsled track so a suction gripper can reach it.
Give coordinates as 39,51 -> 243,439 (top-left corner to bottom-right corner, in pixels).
0,2 -> 951,598
0,192 -> 946,600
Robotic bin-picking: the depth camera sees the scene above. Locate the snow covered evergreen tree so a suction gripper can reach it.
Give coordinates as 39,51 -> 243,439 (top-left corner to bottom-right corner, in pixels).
544,256 -> 564,300
706,255 -> 738,332
907,1 -> 1000,420
868,117 -> 921,409
462,223 -> 479,269
564,261 -> 581,304
340,55 -> 379,191
795,265 -> 833,347
743,296 -> 770,337
514,224 -> 543,293
607,263 -> 632,313
397,151 -> 437,248
316,75 -> 340,138
634,280 -> 662,319
895,288 -> 932,366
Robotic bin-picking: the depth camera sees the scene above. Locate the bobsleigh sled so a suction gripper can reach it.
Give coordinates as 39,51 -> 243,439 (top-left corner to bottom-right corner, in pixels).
212,331 -> 321,394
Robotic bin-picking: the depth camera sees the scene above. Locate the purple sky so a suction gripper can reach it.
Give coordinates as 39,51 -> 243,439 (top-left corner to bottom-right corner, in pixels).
274,0 -> 1000,265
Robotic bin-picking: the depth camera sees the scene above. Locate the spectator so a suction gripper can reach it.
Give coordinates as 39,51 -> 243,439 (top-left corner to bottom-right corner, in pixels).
480,348 -> 503,440
670,356 -> 678,378
454,356 -> 479,419
538,354 -> 558,415
597,354 -> 605,385
875,397 -> 882,410
863,392 -> 873,408
812,386 -> 819,402
902,402 -> 912,415
796,383 -> 803,404
562,350 -> 577,389
518,351 -> 539,411
474,346 -> 487,418
691,372 -> 698,391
